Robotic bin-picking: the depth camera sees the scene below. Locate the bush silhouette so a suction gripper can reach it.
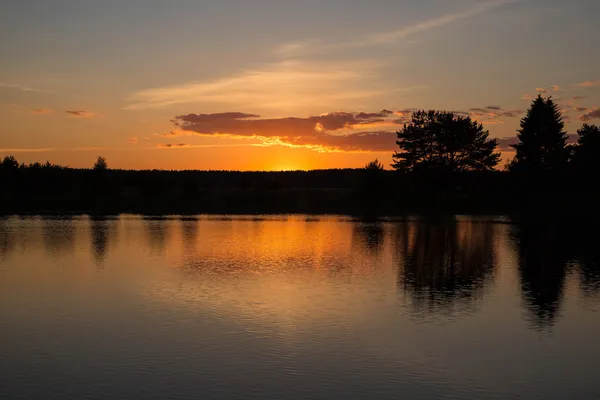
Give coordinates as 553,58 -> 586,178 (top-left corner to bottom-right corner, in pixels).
364,159 -> 385,171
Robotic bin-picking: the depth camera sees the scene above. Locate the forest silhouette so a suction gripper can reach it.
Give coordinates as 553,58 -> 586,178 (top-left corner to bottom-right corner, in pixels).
1,95 -> 599,215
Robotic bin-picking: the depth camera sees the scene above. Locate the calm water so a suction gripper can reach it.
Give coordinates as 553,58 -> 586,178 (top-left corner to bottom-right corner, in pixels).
1,215 -> 599,399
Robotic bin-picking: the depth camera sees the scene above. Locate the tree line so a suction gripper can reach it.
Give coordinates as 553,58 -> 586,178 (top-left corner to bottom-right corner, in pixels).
365,95 -> 599,176
1,94 -> 599,215
3,94 -> 598,176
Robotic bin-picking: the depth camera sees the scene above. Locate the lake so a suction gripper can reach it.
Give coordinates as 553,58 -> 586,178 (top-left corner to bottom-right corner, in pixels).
1,215 -> 599,399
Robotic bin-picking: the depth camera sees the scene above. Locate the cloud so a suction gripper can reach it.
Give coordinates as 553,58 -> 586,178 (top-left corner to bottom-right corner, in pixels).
0,148 -> 57,153
158,143 -> 189,148
128,137 -> 139,144
363,0 -> 520,46
536,88 -> 548,93
0,147 -> 117,153
157,143 -> 253,149
125,60 -> 388,113
166,107 -> 522,153
65,110 -> 96,119
496,137 -> 519,151
497,134 -> 578,152
31,108 -> 53,115
580,108 -> 600,122
167,111 -> 405,152
256,131 -> 397,153
551,85 -> 562,92
276,0 -> 520,56
572,96 -> 586,100
0,82 -> 52,94
577,80 -> 600,88
468,106 -> 524,123
172,111 -> 402,139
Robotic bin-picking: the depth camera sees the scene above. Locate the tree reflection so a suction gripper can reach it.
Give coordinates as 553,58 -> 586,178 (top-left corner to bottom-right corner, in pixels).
143,216 -> 171,255
352,221 -> 385,255
563,225 -> 600,300
509,221 -> 570,329
577,242 -> 600,299
395,217 -> 496,318
180,217 -> 199,249
90,217 -> 119,266
0,218 -> 15,262
43,217 -> 75,256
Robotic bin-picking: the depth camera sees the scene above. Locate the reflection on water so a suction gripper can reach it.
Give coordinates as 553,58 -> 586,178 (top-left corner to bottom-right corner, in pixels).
1,215 -> 600,400
42,217 -> 76,256
509,221 -> 569,329
396,218 -> 496,318
352,221 -> 385,254
509,219 -> 600,327
89,217 -> 119,266
180,217 -> 199,248
0,217 -> 14,262
143,216 -> 172,255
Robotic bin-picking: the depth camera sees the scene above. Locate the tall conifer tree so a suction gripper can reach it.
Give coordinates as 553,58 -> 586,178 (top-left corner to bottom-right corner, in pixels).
509,95 -> 569,172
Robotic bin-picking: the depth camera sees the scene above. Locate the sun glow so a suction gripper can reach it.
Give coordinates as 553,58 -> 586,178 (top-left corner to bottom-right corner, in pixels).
270,164 -> 303,172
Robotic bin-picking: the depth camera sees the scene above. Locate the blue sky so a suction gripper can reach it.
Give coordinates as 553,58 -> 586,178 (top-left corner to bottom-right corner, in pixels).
1,0 -> 599,170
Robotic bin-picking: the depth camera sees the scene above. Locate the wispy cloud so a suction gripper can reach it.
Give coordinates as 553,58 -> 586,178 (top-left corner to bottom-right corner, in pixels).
577,80 -> 600,88
468,106 -> 525,124
497,134 -> 578,152
128,137 -> 139,144
124,60 -> 394,114
158,143 -> 189,148
0,148 -> 58,153
362,0 -> 519,45
157,143 -> 253,149
65,110 -> 97,119
31,108 -> 53,115
0,82 -> 52,94
521,93 -> 534,101
580,108 -> 600,122
275,0 -> 521,56
0,147 -> 116,153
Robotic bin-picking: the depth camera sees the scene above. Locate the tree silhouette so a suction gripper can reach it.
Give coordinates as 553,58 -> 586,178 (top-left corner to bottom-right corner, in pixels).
392,110 -> 500,173
508,95 -> 569,173
364,159 -> 384,171
1,156 -> 19,170
358,159 -> 386,212
572,124 -> 600,174
93,156 -> 108,171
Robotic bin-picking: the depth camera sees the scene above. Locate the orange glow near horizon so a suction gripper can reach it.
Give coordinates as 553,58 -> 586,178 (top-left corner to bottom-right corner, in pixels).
0,145 -> 391,171
0,145 -> 518,171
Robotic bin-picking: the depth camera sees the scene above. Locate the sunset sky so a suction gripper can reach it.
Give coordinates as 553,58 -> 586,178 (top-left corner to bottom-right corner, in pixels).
1,0 -> 599,170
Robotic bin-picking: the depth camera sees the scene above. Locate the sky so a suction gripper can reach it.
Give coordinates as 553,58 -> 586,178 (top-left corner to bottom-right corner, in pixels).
1,0 -> 599,171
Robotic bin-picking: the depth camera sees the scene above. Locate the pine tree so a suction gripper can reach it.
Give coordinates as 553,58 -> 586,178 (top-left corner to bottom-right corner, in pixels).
392,110 -> 500,173
93,156 -> 108,171
509,95 -> 569,173
572,124 -> 600,174
364,159 -> 384,171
